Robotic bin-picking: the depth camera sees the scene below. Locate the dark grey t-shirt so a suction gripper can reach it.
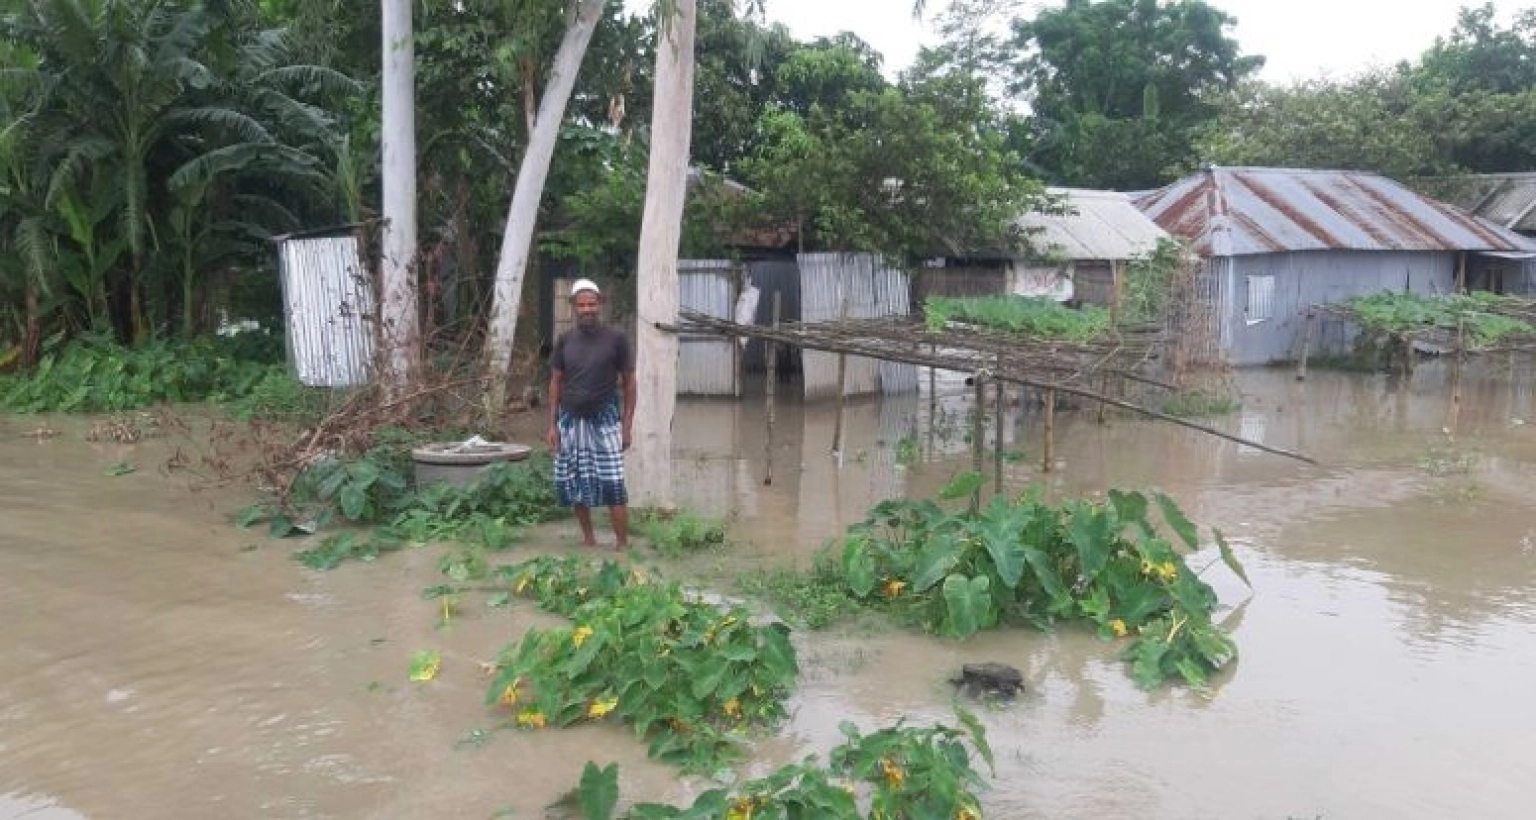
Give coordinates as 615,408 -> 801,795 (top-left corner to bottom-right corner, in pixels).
550,325 -> 633,417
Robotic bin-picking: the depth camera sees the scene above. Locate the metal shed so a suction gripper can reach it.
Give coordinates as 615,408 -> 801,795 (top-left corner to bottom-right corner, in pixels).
1136,167 -> 1536,366
272,229 -> 375,387
1012,187 -> 1172,304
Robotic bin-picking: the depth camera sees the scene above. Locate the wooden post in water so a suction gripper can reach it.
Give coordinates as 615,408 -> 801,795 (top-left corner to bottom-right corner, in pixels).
971,371 -> 985,514
1042,386 -> 1057,474
1448,317 -> 1465,438
927,343 -> 937,459
763,292 -> 781,486
994,361 -> 1005,495
831,274 -> 851,459
1295,309 -> 1316,381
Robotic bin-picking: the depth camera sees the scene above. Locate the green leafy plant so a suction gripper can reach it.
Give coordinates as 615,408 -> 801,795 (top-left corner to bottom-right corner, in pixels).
635,508 -> 728,558
1344,291 -> 1536,349
833,476 -> 1245,689
736,555 -> 865,631
924,295 -> 1111,342
487,556 -> 799,774
0,335 -> 277,413
570,713 -> 993,820
1159,389 -> 1240,418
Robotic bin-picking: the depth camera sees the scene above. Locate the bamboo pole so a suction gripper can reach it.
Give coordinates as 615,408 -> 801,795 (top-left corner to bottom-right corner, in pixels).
994,358 -> 1005,495
927,343 -> 937,459
831,274 -> 850,458
1042,387 -> 1057,474
764,292 -> 781,486
1448,317 -> 1465,438
971,371 -> 985,514
1295,309 -> 1316,381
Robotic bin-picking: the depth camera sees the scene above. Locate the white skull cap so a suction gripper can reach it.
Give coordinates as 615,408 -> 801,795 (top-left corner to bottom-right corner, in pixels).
571,278 -> 600,297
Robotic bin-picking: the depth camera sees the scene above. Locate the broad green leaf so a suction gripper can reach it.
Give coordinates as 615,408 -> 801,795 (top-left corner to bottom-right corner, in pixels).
691,657 -> 730,699
977,499 -> 1028,588
1155,492 -> 1201,550
955,707 -> 995,772
339,485 -> 367,520
1021,546 -> 1074,614
408,649 -> 441,682
841,537 -> 877,597
941,573 -> 991,638
233,504 -> 268,528
1066,504 -> 1113,580
578,761 -> 619,820
911,532 -> 962,592
939,471 -> 985,501
1213,528 -> 1252,589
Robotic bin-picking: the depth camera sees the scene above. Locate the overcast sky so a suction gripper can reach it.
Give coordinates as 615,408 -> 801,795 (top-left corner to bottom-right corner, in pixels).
639,0 -> 1521,84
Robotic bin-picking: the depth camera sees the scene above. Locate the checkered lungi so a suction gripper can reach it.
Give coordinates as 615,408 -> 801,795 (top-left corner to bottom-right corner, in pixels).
553,399 -> 627,508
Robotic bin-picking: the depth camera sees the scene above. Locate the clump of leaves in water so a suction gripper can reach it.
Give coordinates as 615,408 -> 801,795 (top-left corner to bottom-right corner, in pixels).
0,334 -> 277,412
569,713 -> 992,819
634,508 -> 728,557
923,295 -> 1111,342
241,451 -> 559,568
834,474 -> 1246,689
1344,291 -> 1536,349
486,555 -> 798,775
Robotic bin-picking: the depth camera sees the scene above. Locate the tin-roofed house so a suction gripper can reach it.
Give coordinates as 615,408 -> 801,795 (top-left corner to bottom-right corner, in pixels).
1431,172 -> 1536,294
1135,166 -> 1536,366
914,187 -> 1171,307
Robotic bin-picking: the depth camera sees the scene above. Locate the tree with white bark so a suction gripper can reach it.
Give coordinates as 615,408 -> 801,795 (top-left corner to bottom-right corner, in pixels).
380,0 -> 420,395
629,0 -> 697,509
481,0 -> 608,409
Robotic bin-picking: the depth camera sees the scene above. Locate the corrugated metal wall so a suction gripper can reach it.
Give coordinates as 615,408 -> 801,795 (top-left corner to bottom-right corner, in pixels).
677,260 -> 740,396
1223,250 -> 1455,366
276,234 -> 375,387
799,252 -> 917,399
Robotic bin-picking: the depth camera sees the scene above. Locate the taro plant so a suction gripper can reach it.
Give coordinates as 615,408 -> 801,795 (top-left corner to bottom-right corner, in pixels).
634,508 -> 728,558
570,713 -> 993,820
0,335 -> 276,412
836,474 -> 1247,689
923,295 -> 1111,341
487,556 -> 799,775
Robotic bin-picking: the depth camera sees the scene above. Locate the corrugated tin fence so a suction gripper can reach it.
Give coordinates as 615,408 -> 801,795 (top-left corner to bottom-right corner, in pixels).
275,233 -> 375,387
799,252 -> 918,399
678,260 -> 740,396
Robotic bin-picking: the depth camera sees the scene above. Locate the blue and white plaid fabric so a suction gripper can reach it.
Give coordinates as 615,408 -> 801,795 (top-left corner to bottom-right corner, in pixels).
553,399 -> 627,508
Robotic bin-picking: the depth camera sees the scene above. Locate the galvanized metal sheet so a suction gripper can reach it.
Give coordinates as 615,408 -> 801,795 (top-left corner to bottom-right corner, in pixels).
799,252 -> 915,399
1019,188 -> 1170,261
678,260 -> 739,396
1137,167 -> 1536,256
276,234 -> 375,387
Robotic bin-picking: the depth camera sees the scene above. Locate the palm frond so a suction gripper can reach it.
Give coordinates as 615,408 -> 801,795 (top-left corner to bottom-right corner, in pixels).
168,106 -> 274,143
42,135 -> 114,209
256,64 -> 364,97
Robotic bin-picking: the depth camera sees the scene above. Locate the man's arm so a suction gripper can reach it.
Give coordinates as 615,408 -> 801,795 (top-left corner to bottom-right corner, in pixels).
546,369 -> 564,451
620,368 -> 636,450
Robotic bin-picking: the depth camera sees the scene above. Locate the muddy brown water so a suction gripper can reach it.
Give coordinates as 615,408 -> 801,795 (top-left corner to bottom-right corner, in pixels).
4,363 -> 1535,819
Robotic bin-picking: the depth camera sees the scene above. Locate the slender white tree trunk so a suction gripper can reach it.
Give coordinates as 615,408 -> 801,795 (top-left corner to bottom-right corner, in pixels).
380,0 -> 420,394
482,0 -> 607,405
630,0 -> 697,509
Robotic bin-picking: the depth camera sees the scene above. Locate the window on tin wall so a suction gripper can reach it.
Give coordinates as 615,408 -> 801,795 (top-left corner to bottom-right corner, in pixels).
1245,274 -> 1275,325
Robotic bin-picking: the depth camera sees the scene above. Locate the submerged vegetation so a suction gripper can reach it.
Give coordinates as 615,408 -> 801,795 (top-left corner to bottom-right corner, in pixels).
1343,292 -> 1536,349
923,296 -> 1112,342
488,555 -> 798,775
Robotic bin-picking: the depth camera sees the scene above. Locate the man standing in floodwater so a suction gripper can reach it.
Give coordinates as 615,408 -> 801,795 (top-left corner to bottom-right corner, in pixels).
546,278 -> 636,550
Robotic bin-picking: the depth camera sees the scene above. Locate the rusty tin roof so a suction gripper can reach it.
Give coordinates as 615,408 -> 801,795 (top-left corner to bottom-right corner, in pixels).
1135,167 -> 1536,257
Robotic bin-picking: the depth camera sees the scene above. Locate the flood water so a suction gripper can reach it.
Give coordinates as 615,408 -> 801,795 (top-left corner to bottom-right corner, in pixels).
4,363 -> 1535,819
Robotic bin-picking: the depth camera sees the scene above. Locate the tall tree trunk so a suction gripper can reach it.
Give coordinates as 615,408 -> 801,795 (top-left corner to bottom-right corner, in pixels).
482,0 -> 606,409
380,0 -> 421,395
630,0 -> 697,509
22,279 -> 40,369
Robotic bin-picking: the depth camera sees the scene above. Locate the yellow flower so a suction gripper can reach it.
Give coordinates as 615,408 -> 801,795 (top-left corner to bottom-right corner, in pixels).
882,578 -> 907,598
1140,559 -> 1156,576
588,696 -> 618,719
515,709 -> 546,729
725,797 -> 756,820
498,678 -> 521,706
879,757 -> 905,787
572,626 -> 594,648
955,804 -> 980,820
1110,618 -> 1128,638
1158,561 -> 1179,582
514,575 -> 531,594
722,697 -> 742,719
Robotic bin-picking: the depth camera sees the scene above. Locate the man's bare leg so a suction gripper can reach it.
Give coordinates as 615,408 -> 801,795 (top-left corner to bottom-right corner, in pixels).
573,506 -> 598,546
609,505 -> 629,550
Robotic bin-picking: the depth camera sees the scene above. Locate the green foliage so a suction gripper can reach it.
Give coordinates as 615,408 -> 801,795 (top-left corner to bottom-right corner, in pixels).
635,508 -> 728,558
575,715 -> 992,820
0,335 -> 276,412
241,449 -> 558,563
735,554 -> 865,631
1344,291 -> 1536,349
833,480 -> 1243,689
228,368 -> 332,424
924,295 -> 1111,342
1159,389 -> 1240,418
488,556 -> 799,774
